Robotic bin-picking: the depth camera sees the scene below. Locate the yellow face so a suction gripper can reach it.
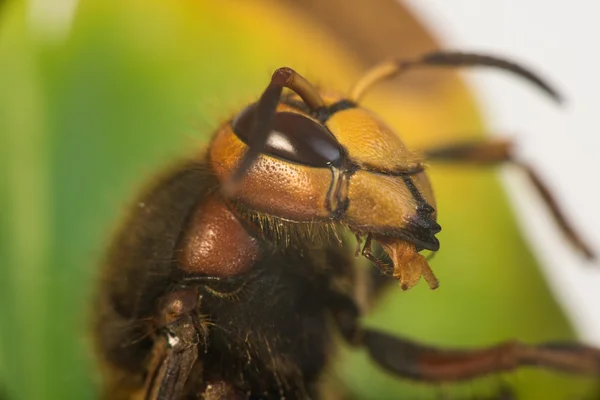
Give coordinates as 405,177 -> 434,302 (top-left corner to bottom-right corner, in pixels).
208,91 -> 441,289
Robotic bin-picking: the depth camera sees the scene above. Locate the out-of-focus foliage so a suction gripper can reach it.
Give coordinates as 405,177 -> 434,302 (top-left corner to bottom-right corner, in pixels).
0,1 -> 596,399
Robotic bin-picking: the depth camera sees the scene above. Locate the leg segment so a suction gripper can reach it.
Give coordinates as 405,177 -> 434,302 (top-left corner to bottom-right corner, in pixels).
143,334 -> 198,400
360,233 -> 392,274
143,289 -> 201,400
424,137 -> 595,260
330,291 -> 600,383
361,331 -> 600,382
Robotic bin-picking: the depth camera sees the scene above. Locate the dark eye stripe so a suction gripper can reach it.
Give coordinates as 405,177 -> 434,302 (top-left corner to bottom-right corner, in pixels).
232,105 -> 343,168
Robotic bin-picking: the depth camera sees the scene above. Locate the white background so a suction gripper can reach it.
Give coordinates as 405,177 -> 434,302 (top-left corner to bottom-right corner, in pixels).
404,1 -> 600,344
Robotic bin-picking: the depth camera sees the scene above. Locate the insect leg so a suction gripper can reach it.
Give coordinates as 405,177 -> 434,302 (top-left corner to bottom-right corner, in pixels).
143,288 -> 201,400
143,333 -> 198,400
330,292 -> 600,382
360,233 -> 392,273
361,332 -> 600,382
424,137 -> 596,260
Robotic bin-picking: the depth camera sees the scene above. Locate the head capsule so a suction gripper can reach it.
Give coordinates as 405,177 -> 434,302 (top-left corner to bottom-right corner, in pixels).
211,91 -> 438,240
208,68 -> 440,290
208,51 -> 564,289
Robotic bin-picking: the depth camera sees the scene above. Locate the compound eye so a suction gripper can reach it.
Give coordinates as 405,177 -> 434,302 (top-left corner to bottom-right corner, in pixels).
232,105 -> 342,167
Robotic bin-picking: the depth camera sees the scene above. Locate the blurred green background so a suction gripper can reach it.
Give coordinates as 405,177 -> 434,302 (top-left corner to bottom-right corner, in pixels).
0,0 -> 597,399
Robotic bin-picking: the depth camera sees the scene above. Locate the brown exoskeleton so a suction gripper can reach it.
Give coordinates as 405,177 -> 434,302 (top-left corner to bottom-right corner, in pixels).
94,52 -> 599,399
